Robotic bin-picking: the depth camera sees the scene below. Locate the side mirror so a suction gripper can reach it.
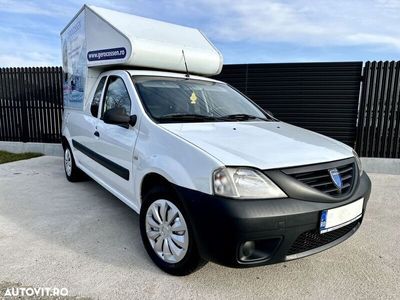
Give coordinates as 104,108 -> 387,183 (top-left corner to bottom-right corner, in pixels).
103,107 -> 137,127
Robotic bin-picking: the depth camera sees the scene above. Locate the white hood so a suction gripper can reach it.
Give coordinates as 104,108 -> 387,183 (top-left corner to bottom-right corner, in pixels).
160,121 -> 353,170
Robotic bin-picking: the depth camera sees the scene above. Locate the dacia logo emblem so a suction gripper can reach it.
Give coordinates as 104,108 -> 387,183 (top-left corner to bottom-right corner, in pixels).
329,168 -> 342,191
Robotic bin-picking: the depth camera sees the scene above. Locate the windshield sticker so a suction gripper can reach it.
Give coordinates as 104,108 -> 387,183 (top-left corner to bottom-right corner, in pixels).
190,91 -> 198,104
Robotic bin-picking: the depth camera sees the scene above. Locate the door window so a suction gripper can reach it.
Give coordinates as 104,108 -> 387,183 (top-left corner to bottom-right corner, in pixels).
101,76 -> 131,118
90,76 -> 106,117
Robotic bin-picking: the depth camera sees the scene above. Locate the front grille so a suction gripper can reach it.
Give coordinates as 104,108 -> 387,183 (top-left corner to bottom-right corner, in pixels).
287,220 -> 359,255
290,163 -> 355,196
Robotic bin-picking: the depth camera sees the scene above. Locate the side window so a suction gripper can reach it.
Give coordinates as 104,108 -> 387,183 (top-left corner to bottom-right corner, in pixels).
101,76 -> 131,118
90,77 -> 106,117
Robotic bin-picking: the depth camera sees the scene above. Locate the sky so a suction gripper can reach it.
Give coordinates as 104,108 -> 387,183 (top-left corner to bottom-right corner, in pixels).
0,0 -> 399,67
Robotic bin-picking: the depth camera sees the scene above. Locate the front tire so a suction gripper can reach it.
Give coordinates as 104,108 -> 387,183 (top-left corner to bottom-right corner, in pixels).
63,145 -> 85,182
140,186 -> 205,275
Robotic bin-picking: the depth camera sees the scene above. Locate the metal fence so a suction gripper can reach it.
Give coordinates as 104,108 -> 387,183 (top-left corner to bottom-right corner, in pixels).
214,62 -> 363,147
0,62 -> 399,158
356,61 -> 400,158
0,67 -> 63,143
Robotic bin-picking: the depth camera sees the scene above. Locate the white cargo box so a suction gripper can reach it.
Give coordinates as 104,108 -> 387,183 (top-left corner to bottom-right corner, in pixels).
61,5 -> 223,109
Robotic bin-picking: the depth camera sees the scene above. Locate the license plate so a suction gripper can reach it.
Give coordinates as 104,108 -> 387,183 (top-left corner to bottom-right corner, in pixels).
320,198 -> 364,233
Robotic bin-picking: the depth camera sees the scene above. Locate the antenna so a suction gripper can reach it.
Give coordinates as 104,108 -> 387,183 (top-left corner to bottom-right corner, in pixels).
182,49 -> 190,78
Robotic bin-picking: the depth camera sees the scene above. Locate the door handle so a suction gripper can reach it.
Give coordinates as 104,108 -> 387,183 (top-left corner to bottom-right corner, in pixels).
94,131 -> 100,137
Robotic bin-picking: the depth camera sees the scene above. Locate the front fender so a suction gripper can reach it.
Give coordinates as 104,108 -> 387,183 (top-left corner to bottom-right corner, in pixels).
134,153 -> 213,206
132,123 -> 224,207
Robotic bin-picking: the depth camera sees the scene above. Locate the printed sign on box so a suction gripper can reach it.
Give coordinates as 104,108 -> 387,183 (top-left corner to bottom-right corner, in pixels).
61,11 -> 86,109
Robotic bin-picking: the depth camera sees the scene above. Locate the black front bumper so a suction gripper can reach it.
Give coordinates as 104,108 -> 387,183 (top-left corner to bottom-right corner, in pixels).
174,172 -> 371,268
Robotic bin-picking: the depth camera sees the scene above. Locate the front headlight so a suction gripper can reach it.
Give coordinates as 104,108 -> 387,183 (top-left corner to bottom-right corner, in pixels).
353,150 -> 363,176
213,167 -> 287,199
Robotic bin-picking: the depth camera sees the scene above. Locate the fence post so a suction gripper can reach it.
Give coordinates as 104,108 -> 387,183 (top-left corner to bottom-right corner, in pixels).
17,67 -> 29,142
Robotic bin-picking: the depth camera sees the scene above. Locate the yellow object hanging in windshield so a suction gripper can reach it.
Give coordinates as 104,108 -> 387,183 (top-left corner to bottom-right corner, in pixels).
190,91 -> 198,104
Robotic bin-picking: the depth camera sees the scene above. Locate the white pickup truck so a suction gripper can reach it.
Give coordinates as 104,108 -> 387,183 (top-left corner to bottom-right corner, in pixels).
61,6 -> 371,275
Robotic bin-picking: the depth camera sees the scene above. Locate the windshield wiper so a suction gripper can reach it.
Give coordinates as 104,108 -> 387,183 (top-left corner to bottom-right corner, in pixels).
217,114 -> 271,122
157,113 -> 219,122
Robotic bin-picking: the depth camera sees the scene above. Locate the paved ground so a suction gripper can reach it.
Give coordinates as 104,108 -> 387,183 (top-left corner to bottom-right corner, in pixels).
0,157 -> 399,300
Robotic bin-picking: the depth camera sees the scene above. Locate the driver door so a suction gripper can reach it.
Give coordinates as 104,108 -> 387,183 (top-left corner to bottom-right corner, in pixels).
95,73 -> 139,201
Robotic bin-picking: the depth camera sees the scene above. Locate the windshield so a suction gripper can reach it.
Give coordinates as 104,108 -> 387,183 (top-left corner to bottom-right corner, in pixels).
133,76 -> 270,123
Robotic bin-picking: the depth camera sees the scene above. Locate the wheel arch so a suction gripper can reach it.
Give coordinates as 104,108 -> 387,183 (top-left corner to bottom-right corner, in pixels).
140,172 -> 179,205
61,136 -> 69,150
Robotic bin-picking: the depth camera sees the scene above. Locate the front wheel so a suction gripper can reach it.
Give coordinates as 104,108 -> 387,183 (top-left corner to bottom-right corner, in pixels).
140,186 -> 205,275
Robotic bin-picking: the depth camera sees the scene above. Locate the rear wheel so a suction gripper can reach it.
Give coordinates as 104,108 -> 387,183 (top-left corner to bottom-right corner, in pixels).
64,145 -> 85,182
140,186 -> 205,275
